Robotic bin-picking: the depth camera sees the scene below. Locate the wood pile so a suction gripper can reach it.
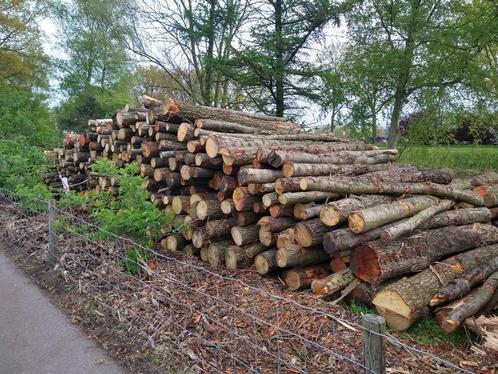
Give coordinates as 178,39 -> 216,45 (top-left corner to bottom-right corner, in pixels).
49,96 -> 498,334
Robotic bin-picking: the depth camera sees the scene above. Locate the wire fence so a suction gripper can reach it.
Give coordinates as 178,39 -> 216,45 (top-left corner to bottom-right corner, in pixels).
0,188 -> 475,374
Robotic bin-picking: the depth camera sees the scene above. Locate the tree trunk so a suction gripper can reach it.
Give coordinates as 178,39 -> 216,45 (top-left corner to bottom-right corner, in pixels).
195,118 -> 275,134
295,218 -> 330,247
279,191 -> 339,206
207,240 -> 232,267
195,153 -> 223,168
283,264 -> 330,291
419,207 -> 494,230
275,177 -> 303,194
349,196 -> 440,234
160,98 -> 299,132
372,244 -> 498,330
282,162 -> 393,178
311,268 -> 355,297
245,243 -> 267,258
293,203 -> 323,220
276,245 -> 329,268
351,224 -> 498,284
441,272 -> 498,333
268,150 -> 396,168
195,199 -> 222,220
300,178 -> 484,207
255,249 -> 278,275
380,200 -> 454,241
238,168 -> 283,185
276,227 -> 296,249
172,196 -> 190,214
232,187 -> 260,212
220,148 -> 258,166
234,211 -> 259,226
225,246 -> 253,270
231,224 -> 260,246
320,195 -> 392,227
474,185 -> 498,207
262,192 -> 280,208
430,256 -> 498,306
258,216 -> 296,232
269,205 -> 294,218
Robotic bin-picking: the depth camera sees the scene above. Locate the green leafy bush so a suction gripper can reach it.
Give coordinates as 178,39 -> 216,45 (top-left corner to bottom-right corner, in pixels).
121,247 -> 152,275
87,159 -> 173,245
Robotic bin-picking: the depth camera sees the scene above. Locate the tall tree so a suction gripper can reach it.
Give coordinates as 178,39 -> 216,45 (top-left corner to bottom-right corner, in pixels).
346,0 -> 498,146
54,0 -> 133,131
0,0 -> 48,88
226,0 -> 342,117
129,0 -> 251,107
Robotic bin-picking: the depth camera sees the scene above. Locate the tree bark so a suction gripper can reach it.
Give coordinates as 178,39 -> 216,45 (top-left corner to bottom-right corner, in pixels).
160,97 -> 299,132
268,150 -> 396,168
293,203 -> 323,220
255,249 -> 278,275
269,205 -> 294,218
351,224 -> 498,284
262,192 -> 280,208
195,153 -> 223,168
380,200 -> 454,241
220,148 -> 258,166
282,162 -> 394,178
295,218 -> 330,247
275,177 -> 303,194
276,245 -> 329,268
430,256 -> 498,306
258,216 -> 296,232
225,246 -> 253,270
311,268 -> 355,297
441,272 -> 498,333
238,168 -> 283,185
279,191 -> 339,206
231,224 -> 260,246
419,207 -> 494,230
300,178 -> 484,207
276,227 -> 296,249
372,244 -> 498,330
195,118 -> 275,134
283,264 -> 330,291
349,196 -> 440,234
245,243 -> 267,258
232,187 -> 261,212
320,195 -> 392,227
473,185 -> 498,207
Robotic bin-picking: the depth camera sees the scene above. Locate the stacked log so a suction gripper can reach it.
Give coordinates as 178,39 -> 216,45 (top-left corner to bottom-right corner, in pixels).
47,96 -> 498,335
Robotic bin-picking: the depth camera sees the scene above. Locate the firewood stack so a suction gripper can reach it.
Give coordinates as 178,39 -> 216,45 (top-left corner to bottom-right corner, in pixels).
48,96 -> 498,334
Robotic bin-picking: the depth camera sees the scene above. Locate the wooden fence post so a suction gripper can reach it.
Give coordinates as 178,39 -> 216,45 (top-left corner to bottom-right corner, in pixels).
47,199 -> 58,266
362,314 -> 386,374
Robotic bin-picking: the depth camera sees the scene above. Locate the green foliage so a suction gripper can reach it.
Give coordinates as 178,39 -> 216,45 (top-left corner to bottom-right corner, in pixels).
87,160 -> 173,245
57,190 -> 91,209
400,318 -> 467,347
348,301 -> 374,316
120,247 -> 152,275
53,0 -> 133,132
13,183 -> 52,213
398,145 -> 498,174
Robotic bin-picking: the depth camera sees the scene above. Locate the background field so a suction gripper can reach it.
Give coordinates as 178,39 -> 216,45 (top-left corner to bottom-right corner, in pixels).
396,145 -> 498,175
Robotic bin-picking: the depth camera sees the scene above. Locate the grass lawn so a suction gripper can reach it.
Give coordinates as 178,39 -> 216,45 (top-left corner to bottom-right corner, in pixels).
396,145 -> 498,175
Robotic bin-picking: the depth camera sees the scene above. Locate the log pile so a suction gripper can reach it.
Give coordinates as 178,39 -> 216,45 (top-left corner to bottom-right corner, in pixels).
48,96 -> 498,336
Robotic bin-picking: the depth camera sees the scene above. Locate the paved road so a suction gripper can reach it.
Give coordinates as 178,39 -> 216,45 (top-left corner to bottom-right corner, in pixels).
0,251 -> 126,374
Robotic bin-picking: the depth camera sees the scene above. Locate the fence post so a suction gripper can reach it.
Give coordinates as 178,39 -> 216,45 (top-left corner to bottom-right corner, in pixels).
362,314 -> 386,374
47,199 -> 58,266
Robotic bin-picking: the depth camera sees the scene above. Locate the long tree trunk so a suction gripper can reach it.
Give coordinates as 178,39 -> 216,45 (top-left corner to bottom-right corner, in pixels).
300,178 -> 484,206
276,245 -> 329,268
351,224 -> 498,284
430,256 -> 498,306
441,272 -> 498,333
320,195 -> 392,227
349,196 -> 440,234
372,244 -> 498,330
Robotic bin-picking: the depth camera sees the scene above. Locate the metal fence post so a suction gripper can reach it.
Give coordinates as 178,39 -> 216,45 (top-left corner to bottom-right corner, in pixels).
47,199 -> 58,266
362,314 -> 386,374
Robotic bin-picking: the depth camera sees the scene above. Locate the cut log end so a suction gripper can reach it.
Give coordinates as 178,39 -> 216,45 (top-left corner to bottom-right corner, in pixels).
441,320 -> 458,333
205,137 -> 219,158
373,289 -> 413,331
349,243 -> 380,283
348,213 -> 365,234
320,207 -> 342,227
